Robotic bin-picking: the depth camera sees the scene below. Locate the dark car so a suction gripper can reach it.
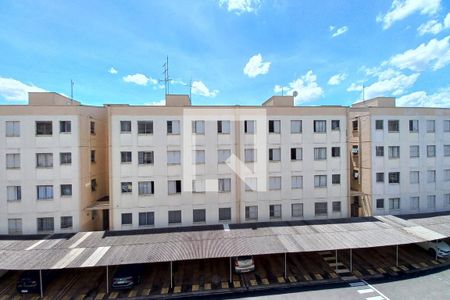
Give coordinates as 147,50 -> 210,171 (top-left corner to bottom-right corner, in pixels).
16,270 -> 53,294
112,264 -> 144,290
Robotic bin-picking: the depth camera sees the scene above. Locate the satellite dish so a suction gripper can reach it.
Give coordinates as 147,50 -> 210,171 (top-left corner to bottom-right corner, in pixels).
293,91 -> 298,97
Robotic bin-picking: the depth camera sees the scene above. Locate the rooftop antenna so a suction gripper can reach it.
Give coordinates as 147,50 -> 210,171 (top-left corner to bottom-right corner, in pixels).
188,77 -> 193,100
362,83 -> 365,101
281,87 -> 284,96
159,56 -> 172,96
70,80 -> 74,103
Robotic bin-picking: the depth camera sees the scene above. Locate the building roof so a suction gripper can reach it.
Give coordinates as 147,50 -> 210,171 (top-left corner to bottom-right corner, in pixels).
1,212 -> 449,270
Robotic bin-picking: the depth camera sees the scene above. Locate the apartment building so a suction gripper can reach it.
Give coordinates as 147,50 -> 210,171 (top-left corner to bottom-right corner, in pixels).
349,97 -> 450,217
0,93 -> 108,235
107,95 -> 348,230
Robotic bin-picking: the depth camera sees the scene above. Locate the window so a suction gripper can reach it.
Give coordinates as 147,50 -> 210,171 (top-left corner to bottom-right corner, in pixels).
121,213 -> 132,225
193,209 -> 206,223
8,218 -> 22,234
388,172 -> 400,184
331,147 -> 340,157
244,149 -> 256,162
445,194 -> 450,208
167,151 -> 181,164
168,180 -> 182,194
36,121 -> 52,135
60,152 -> 72,165
244,120 -> 255,134
313,120 -> 326,133
314,147 -> 327,160
219,207 -> 231,221
269,148 -> 281,161
410,171 -> 420,184
314,175 -> 327,188
409,120 -> 419,132
121,182 -> 132,193
375,120 -> 384,130
427,120 -> 435,133
376,146 -> 384,157
445,145 -> 450,157
218,178 -> 231,192
167,120 -> 180,135
57,121 -> 71,134
245,177 -> 257,191
194,150 -> 205,164
388,146 -> 400,159
427,145 -> 436,157
376,199 -> 384,209
218,149 -> 231,163
138,151 -> 154,165
332,201 -> 341,213
217,120 -> 230,134
120,121 -> 131,133
90,121 -> 95,135
292,203 -> 303,217
5,121 -> 20,137
389,198 -> 400,210
353,170 -> 359,179
168,210 -> 182,224
37,217 -> 54,232
427,170 -> 436,183
352,145 -> 359,155
192,179 -> 205,193
315,202 -> 328,216
6,153 -> 20,169
445,169 -> 450,182
291,120 -> 302,133
7,186 -> 21,201
376,172 -> 384,183
138,121 -> 153,134
121,151 -> 132,163
245,206 -> 258,220
37,185 -> 53,200
60,216 -> 73,229
91,179 -> 97,192
192,120 -> 205,134
291,176 -> 303,189
269,204 -> 282,219
427,195 -> 436,209
410,197 -> 419,210
269,176 -> 281,190
291,148 -> 302,160
331,120 -> 340,130
444,120 -> 450,132
352,120 -> 358,131
61,184 -> 72,196
138,181 -> 154,195
139,212 -> 154,226
410,145 -> 420,158
91,150 -> 96,163
268,120 -> 281,133
388,120 -> 399,132
36,153 -> 53,168
332,174 -> 341,184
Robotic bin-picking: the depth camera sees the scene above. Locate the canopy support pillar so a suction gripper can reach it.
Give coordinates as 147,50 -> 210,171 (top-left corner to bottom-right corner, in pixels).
335,250 -> 338,272
106,265 -> 109,294
350,249 -> 353,272
396,245 -> 399,267
284,253 -> 287,279
229,257 -> 232,283
170,261 -> 173,289
39,270 -> 43,299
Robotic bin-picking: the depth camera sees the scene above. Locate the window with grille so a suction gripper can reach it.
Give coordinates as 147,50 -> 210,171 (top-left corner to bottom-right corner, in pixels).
332,174 -> 341,184
314,175 -> 327,188
245,206 -> 258,220
313,120 -> 326,133
291,203 -> 303,217
90,121 -> 96,135
388,146 -> 400,159
410,145 -> 419,158
37,217 -> 54,232
332,201 -> 341,212
409,120 -> 419,132
60,121 -> 71,133
138,151 -> 154,164
36,121 -> 52,135
138,181 -> 154,195
375,120 -> 383,130
61,184 -> 72,196
389,198 -> 400,210
36,153 -> 53,168
388,172 -> 400,184
60,216 -> 73,229
388,120 -> 399,132
314,147 -> 327,160
60,152 -> 72,165
315,202 -> 328,216
8,218 -> 22,234
121,213 -> 132,225
138,121 -> 153,134
5,121 -> 20,137
427,145 -> 436,157
219,208 -> 232,221
269,204 -> 282,219
37,185 -> 53,200
121,182 -> 132,193
376,199 -> 384,209
139,212 -> 154,226
168,210 -> 182,224
6,153 -> 20,169
376,146 -> 384,157
376,172 -> 384,183
121,151 -> 132,163
193,209 -> 206,223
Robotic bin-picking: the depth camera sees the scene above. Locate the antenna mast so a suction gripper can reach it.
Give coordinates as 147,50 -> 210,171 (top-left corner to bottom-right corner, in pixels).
159,56 -> 172,96
70,80 -> 74,102
362,83 -> 365,101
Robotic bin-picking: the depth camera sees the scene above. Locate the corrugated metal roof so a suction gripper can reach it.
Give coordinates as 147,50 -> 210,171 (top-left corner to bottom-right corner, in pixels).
0,212 -> 449,270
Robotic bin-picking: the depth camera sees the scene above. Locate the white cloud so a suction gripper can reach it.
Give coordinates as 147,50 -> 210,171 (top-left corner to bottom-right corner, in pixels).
273,70 -> 324,104
0,76 -> 47,101
328,73 -> 347,85
192,80 -> 219,97
219,0 -> 260,14
122,73 -> 158,86
388,36 -> 450,71
397,87 -> 450,107
347,83 -> 363,92
145,99 -> 165,106
330,26 -> 348,37
243,54 -> 271,78
445,12 -> 450,28
109,67 -> 118,74
417,20 -> 443,35
377,0 -> 441,29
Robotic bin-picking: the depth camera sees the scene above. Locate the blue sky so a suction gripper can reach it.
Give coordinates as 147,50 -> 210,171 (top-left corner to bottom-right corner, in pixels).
0,0 -> 449,107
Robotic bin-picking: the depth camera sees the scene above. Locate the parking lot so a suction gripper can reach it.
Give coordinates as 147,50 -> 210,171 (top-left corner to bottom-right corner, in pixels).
0,242 -> 449,299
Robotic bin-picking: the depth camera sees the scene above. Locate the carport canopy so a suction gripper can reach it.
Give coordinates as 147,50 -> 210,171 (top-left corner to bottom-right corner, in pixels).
1,212 -> 450,270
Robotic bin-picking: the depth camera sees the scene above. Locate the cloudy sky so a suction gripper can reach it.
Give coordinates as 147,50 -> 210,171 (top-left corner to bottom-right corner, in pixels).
0,0 -> 449,107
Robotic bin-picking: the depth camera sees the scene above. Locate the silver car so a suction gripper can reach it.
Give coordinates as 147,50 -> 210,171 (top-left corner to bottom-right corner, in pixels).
234,256 -> 255,273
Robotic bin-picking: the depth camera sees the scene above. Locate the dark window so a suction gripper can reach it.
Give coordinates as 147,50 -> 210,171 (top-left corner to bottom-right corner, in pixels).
332,174 -> 341,184
352,120 -> 358,131
268,120 -> 280,133
376,173 -> 384,183
331,120 -> 340,130
389,172 -> 400,184
121,182 -> 132,193
313,120 -> 326,133
138,151 -> 154,164
121,213 -> 132,225
314,202 -> 328,216
60,184 -> 72,196
90,121 -> 95,135
59,121 -> 71,133
193,209 -> 206,223
60,152 -> 72,164
219,207 -> 231,221
37,217 -> 54,232
291,148 -> 302,160
388,120 -> 399,132
409,120 -> 419,132
139,212 -> 154,226
121,151 -> 132,163
60,216 -> 73,229
375,120 -> 384,130
91,150 -> 96,163
120,121 -> 132,133
36,121 -> 52,135
376,146 -> 384,157
138,121 -> 153,134
91,179 -> 97,192
331,147 -> 340,157
168,210 -> 182,224
332,201 -> 341,212
376,199 -> 384,209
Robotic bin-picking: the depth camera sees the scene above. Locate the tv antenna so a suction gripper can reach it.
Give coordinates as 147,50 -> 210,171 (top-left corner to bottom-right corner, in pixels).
159,56 -> 172,96
70,80 -> 74,102
293,90 -> 298,98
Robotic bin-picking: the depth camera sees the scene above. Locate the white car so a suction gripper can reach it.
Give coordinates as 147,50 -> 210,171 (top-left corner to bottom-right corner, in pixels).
233,256 -> 255,273
418,240 -> 450,258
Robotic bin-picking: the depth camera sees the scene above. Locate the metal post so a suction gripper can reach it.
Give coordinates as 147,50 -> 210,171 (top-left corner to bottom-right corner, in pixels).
170,261 -> 173,289
106,265 -> 109,294
335,250 -> 338,272
284,253 -> 287,279
396,245 -> 399,267
39,269 -> 43,299
229,257 -> 232,283
350,249 -> 353,272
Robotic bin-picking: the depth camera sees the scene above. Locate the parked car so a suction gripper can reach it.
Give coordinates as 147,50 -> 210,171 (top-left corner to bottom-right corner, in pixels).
16,270 -> 53,294
418,240 -> 450,258
233,256 -> 255,273
112,264 -> 144,290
